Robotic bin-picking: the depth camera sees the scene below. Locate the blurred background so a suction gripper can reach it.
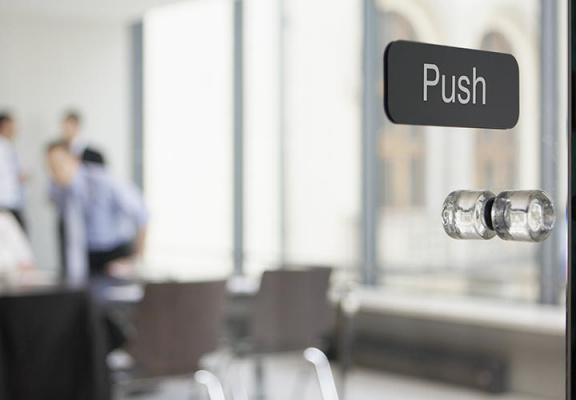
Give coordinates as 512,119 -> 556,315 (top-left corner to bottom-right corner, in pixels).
0,0 -> 569,399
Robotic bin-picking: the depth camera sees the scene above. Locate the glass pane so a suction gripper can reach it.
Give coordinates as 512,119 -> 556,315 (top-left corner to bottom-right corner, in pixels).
376,0 -> 568,304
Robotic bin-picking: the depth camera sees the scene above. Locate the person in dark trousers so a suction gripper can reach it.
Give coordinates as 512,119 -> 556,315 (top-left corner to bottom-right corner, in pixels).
47,142 -> 148,287
0,113 -> 27,232
56,111 -> 106,277
47,142 -> 148,350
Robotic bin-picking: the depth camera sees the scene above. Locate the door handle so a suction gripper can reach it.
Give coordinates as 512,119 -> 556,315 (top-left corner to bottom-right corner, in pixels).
442,190 -> 496,240
442,190 -> 555,242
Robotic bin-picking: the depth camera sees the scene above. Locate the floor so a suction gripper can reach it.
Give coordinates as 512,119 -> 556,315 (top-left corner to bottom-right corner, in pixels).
114,354 -> 548,400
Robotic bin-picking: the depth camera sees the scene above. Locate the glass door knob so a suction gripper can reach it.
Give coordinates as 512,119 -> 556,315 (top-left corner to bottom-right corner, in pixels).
442,190 -> 497,240
491,190 -> 555,242
442,190 -> 555,242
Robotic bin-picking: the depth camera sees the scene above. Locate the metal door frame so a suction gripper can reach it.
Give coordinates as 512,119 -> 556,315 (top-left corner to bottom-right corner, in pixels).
567,1 -> 574,398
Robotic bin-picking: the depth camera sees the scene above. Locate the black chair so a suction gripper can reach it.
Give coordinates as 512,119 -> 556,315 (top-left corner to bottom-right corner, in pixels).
249,267 -> 333,351
112,280 -> 227,398
0,289 -> 110,400
226,267 -> 335,399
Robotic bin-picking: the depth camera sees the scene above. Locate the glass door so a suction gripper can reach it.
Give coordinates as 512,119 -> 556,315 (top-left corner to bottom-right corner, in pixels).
372,1 -> 568,398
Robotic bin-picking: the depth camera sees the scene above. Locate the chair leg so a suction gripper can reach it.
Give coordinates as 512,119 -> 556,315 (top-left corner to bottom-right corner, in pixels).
253,356 -> 266,400
222,357 -> 249,400
230,363 -> 248,400
303,348 -> 340,400
194,370 -> 227,400
291,364 -> 311,400
211,349 -> 235,380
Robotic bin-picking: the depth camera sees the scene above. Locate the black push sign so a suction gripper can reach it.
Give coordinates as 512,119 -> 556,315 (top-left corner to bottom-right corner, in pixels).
384,41 -> 519,129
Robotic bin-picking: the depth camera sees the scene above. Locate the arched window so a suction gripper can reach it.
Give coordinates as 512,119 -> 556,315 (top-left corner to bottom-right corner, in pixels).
378,12 -> 426,208
475,32 -> 517,191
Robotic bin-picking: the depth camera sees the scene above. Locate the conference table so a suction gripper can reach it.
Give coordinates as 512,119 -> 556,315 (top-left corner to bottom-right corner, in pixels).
0,273 -> 268,400
0,275 -> 260,400
0,284 -> 111,400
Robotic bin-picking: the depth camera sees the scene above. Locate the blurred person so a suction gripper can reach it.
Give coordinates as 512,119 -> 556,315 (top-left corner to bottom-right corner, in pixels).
57,111 -> 104,274
46,142 -> 148,295
60,110 -> 106,165
0,113 -> 27,231
0,211 -> 34,276
48,142 -> 147,351
55,111 -> 105,276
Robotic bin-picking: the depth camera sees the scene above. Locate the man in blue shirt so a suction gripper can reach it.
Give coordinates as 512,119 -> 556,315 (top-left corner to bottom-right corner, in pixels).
47,142 -> 148,286
56,111 -> 106,276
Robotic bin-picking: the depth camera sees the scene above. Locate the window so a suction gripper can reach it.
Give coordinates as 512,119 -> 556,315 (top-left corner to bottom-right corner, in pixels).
243,0 -> 281,275
143,0 -> 234,280
280,0 -> 362,271
378,12 -> 426,210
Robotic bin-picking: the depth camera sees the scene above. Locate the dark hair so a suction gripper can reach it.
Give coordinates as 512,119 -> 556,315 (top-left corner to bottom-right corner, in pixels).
63,110 -> 81,124
0,113 -> 13,129
46,140 -> 70,155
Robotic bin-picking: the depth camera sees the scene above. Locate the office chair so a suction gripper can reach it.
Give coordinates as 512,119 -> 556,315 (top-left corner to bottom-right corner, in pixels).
250,267 -> 332,351
112,280 -> 227,399
225,267 -> 335,399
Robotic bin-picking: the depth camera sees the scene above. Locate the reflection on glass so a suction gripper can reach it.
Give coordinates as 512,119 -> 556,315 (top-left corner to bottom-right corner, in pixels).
141,0 -> 567,304
378,12 -> 426,210
375,0 -> 566,303
476,33 -> 517,193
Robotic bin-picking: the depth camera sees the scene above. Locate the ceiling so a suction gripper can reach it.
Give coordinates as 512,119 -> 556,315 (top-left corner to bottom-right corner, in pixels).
0,0 -> 188,22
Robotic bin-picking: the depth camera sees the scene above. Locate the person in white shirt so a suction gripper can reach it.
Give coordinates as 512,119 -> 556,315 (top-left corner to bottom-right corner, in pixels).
0,212 -> 34,275
0,113 -> 26,231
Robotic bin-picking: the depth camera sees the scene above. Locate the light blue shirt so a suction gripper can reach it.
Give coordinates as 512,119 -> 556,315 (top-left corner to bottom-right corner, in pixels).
52,164 -> 149,253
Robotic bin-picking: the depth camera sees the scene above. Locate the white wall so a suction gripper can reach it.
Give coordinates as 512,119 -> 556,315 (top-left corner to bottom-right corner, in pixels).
0,11 -> 132,270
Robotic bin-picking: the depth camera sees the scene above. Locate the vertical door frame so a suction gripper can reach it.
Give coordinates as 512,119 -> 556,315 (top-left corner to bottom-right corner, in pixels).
567,0 -> 574,398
